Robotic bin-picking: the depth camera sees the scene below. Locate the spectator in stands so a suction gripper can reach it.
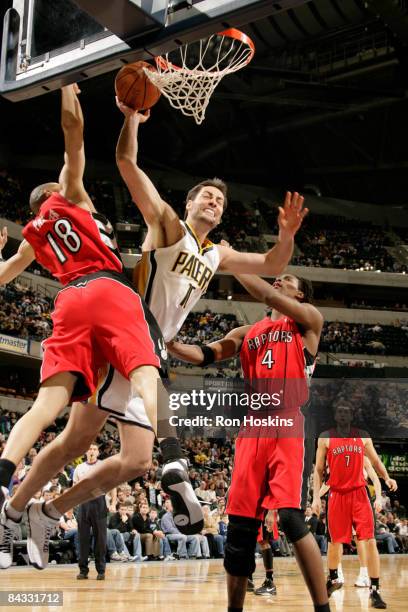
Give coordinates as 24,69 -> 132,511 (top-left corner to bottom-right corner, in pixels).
395,519 -> 408,553
202,505 -> 224,557
59,509 -> 79,559
380,491 -> 392,512
305,507 -> 327,555
147,507 -> 173,560
195,481 -> 212,503
160,499 -> 200,559
108,502 -> 143,561
375,515 -> 399,553
106,526 -> 136,562
392,500 -> 406,519
131,501 -> 161,559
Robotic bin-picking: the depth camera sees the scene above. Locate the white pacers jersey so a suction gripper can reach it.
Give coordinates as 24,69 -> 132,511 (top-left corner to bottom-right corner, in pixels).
133,221 -> 220,341
91,221 -> 220,426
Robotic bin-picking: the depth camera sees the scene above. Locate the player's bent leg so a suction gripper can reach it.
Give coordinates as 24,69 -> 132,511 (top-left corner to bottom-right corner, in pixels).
278,508 -> 331,610
225,515 -> 260,611
21,404 -> 107,571
27,421 -> 154,570
11,403 -> 107,513
0,373 -> 77,570
0,372 -> 77,468
129,365 -> 204,535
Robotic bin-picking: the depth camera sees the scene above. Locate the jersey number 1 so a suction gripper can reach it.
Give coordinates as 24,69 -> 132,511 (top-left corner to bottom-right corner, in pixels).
46,219 -> 81,263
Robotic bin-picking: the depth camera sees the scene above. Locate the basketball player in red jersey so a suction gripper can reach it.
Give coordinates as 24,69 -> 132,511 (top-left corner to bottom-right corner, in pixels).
168,272 -> 330,612
0,84 -> 168,570
312,403 -> 397,609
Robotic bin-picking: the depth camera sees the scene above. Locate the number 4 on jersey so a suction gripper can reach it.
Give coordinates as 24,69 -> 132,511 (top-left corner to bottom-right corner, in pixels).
261,349 -> 275,369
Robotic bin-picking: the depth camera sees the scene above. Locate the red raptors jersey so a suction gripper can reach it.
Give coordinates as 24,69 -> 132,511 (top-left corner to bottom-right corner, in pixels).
240,316 -> 315,407
22,193 -> 122,285
327,429 -> 366,492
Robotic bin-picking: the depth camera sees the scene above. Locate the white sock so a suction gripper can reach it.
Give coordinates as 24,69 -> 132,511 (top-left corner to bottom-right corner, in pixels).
44,501 -> 62,520
360,566 -> 368,576
5,502 -> 23,522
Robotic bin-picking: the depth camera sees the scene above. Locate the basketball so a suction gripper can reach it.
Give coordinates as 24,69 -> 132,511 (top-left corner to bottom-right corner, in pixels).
114,61 -> 161,111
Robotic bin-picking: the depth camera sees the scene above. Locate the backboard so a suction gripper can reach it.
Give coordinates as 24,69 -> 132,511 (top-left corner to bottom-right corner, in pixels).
1,1 -> 309,101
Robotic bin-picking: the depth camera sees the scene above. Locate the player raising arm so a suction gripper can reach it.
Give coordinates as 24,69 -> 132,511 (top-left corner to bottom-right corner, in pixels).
0,85 -> 167,571
115,103 -> 308,276
169,272 -> 330,612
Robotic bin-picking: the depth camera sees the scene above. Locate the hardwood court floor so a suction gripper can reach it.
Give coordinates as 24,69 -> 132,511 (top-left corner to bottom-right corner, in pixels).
1,556 -> 407,611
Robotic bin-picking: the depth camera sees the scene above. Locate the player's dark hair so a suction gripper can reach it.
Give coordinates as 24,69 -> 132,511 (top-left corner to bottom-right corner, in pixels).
185,178 -> 228,215
297,277 -> 313,303
29,182 -> 59,215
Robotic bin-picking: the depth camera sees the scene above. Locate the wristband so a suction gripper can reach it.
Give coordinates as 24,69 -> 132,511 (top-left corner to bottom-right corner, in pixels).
200,345 -> 216,367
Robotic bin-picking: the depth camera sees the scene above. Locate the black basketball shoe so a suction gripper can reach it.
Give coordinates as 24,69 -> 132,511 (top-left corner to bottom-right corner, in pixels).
327,578 -> 343,597
370,589 -> 387,609
161,458 -> 204,535
254,578 -> 277,596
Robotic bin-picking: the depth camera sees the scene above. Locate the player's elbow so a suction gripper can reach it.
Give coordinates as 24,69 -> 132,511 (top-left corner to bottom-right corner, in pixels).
116,153 -> 134,168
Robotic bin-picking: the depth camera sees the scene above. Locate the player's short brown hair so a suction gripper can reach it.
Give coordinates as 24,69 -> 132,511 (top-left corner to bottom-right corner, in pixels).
29,182 -> 59,215
185,178 -> 228,210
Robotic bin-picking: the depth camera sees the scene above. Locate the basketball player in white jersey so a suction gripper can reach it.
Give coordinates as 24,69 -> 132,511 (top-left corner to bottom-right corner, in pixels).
107,100 -> 308,531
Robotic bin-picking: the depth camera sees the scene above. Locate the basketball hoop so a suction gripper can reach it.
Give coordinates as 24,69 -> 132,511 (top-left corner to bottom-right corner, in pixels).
144,28 -> 255,125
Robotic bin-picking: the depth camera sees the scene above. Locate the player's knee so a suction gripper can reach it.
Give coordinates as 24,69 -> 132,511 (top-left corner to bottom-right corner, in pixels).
129,366 -> 159,395
59,432 -> 94,461
224,515 -> 259,577
278,508 -> 309,543
119,453 -> 151,481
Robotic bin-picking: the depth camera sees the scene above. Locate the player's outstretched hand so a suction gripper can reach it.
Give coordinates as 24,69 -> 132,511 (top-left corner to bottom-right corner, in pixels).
385,478 -> 398,492
311,497 -> 321,516
0,226 -> 8,252
278,191 -> 308,238
374,498 -> 383,513
115,97 -> 150,123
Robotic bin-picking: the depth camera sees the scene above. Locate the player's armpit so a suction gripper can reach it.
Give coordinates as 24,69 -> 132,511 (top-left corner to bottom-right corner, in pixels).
0,240 -> 35,285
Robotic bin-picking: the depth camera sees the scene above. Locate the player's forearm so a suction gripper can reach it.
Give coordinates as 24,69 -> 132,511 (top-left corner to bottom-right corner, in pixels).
234,273 -> 272,303
167,340 -> 205,365
265,233 -> 294,275
372,458 -> 390,482
116,115 -> 140,166
313,468 -> 323,501
61,86 -> 84,131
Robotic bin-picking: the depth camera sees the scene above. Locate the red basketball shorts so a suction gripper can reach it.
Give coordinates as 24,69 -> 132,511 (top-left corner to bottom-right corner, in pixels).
226,416 -> 313,520
327,486 -> 374,544
41,271 -> 166,401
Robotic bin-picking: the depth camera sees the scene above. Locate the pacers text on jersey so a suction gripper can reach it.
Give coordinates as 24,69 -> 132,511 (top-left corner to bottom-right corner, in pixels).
171,251 -> 214,290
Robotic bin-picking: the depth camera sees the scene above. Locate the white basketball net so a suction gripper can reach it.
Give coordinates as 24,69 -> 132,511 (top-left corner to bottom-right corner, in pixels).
144,30 -> 254,125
